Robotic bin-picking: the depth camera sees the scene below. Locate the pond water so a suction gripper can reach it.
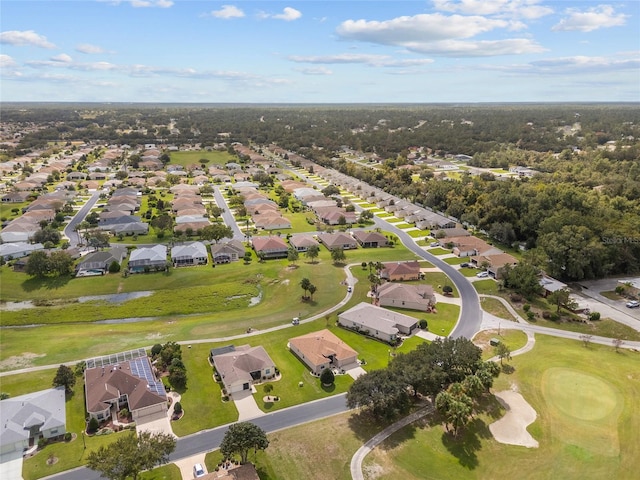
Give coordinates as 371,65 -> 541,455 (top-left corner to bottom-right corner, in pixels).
0,291 -> 154,311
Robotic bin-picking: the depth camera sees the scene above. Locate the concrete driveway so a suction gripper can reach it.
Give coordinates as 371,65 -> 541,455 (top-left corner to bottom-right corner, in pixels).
233,389 -> 264,422
0,451 -> 23,480
175,453 -> 207,480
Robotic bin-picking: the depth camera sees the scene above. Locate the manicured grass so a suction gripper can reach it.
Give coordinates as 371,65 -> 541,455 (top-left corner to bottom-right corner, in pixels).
361,335 -> 640,479
600,291 -> 621,301
168,150 -> 235,167
480,297 -> 517,321
427,247 -> 450,255
417,260 -> 435,268
375,212 -> 393,218
392,222 -> 411,229
473,329 -> 528,360
458,266 -> 482,277
422,273 -> 459,297
405,229 -> 427,238
473,278 -> 500,294
384,217 -> 401,223
443,256 -> 470,265
140,463 -> 182,480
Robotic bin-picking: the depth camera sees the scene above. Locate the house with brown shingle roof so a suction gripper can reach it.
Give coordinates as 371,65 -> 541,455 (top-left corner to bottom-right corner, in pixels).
211,345 -> 276,395
289,329 -> 358,375
84,351 -> 167,423
317,232 -> 358,251
376,282 -> 436,311
352,230 -> 388,248
288,235 -> 320,252
471,252 -> 518,279
380,261 -> 421,281
251,236 -> 289,258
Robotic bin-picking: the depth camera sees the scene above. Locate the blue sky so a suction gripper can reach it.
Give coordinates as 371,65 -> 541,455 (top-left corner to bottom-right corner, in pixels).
1,1 -> 639,103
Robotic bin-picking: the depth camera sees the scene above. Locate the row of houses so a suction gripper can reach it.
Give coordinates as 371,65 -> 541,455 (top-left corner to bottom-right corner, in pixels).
251,230 -> 390,259
75,240 -> 247,276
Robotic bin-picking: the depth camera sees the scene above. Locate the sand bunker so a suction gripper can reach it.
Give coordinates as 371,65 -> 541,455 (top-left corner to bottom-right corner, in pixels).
489,390 -> 539,448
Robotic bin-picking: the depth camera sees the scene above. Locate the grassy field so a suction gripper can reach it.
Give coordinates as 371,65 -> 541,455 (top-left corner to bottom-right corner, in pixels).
250,335 -> 640,480
480,297 -> 517,321
168,150 -> 235,167
473,328 -> 529,360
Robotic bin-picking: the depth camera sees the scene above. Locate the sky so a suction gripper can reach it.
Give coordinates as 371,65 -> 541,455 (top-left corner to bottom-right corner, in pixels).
1,0 -> 639,103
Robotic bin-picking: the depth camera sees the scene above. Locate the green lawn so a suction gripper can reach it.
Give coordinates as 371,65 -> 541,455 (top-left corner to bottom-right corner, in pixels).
405,229 -> 427,238
427,247 -> 450,255
443,256 -> 470,265
257,335 -> 640,480
480,297 -> 517,321
473,329 -> 528,360
473,279 -> 500,294
168,150 -> 235,167
392,222 -> 411,229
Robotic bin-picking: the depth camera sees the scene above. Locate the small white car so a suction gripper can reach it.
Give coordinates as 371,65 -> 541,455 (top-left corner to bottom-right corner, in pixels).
626,300 -> 640,308
193,463 -> 205,478
476,271 -> 489,278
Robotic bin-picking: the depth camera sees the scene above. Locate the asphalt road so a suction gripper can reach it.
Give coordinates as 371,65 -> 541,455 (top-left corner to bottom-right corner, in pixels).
63,190 -> 102,247
213,186 -> 245,241
44,394 -> 349,480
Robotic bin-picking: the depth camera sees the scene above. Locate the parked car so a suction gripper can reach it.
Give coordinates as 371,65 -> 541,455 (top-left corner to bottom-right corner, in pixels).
430,242 -> 440,247
476,271 -> 489,278
626,300 -> 640,308
460,262 -> 470,268
193,464 -> 205,478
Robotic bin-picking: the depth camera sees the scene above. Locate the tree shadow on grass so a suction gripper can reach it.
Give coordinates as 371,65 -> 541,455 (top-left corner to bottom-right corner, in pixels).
321,383 -> 336,393
21,275 -> 72,293
347,410 -> 395,443
440,417 -> 491,470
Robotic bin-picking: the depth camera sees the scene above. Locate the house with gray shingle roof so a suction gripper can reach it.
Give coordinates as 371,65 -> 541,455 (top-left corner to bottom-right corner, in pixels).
210,240 -> 246,264
171,241 -> 208,267
128,244 -> 167,273
0,387 -> 66,455
338,302 -> 418,344
376,282 -> 436,311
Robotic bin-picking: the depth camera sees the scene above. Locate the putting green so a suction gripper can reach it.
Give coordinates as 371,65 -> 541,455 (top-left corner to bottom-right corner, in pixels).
543,368 -> 618,421
541,367 -> 623,456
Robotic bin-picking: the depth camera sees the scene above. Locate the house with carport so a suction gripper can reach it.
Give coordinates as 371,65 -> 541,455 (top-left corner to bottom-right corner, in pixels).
289,329 -> 358,375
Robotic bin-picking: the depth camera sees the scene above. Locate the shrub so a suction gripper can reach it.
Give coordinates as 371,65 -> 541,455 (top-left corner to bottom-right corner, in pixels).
550,312 -> 560,321
320,368 -> 335,386
526,311 -> 535,321
108,261 -> 120,273
419,319 -> 428,330
64,432 -> 72,442
523,303 -> 531,312
542,311 -> 551,319
38,438 -> 48,449
87,417 -> 99,433
173,402 -> 182,414
589,311 -> 601,321
510,293 -> 523,302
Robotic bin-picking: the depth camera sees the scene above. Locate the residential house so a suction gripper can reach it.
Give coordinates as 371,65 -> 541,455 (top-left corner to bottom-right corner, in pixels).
380,261 -> 421,281
84,349 -> 167,423
289,329 -> 358,375
539,275 -> 567,297
0,242 -> 44,261
210,345 -> 276,395
317,232 -> 358,251
338,302 -> 418,343
75,246 -> 127,276
376,283 -> 436,311
442,236 -> 502,258
171,241 -> 208,267
0,387 -> 66,455
1,192 -> 29,203
470,252 -> 518,279
128,244 -> 168,273
288,235 -> 319,252
352,231 -> 388,248
316,208 -> 358,226
251,236 -> 289,259
253,215 -> 292,231
210,240 -> 246,264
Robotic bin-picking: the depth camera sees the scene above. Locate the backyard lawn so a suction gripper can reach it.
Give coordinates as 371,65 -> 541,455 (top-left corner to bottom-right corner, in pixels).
168,150 -> 235,167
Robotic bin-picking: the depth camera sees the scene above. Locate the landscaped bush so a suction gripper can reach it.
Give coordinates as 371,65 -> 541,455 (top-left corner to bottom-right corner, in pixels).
542,311 -> 551,319
64,432 -> 72,442
550,312 -> 560,321
87,417 -> 99,433
589,311 -> 601,321
523,303 -> 531,312
419,319 -> 428,330
320,368 -> 335,386
510,293 -> 523,302
173,402 -> 182,414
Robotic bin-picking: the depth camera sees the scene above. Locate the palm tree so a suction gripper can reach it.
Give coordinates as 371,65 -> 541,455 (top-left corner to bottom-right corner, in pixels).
300,278 -> 311,299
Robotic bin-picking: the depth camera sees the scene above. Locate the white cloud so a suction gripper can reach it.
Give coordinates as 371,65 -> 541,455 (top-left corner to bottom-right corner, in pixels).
336,14 -> 545,56
76,43 -> 106,54
208,5 -> 245,19
288,53 -> 434,68
433,0 -> 553,20
0,54 -> 17,68
100,0 -> 173,7
552,5 -> 628,32
294,66 -> 333,75
259,7 -> 302,21
480,52 -> 640,75
51,54 -> 73,63
0,30 -> 56,49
